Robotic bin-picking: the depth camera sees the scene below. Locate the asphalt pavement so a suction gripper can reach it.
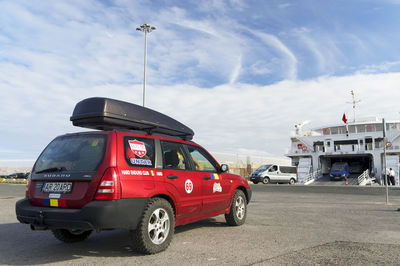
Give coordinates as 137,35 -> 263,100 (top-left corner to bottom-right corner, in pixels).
1,183 -> 400,265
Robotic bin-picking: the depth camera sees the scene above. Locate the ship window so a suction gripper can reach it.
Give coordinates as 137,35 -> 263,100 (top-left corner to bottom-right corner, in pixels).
331,127 -> 338,134
327,141 -> 331,147
356,125 -> 365,133
348,125 -> 356,133
366,124 -> 375,132
338,126 -> 346,134
323,128 -> 330,135
375,138 -> 383,148
389,123 -> 398,130
375,124 -> 383,132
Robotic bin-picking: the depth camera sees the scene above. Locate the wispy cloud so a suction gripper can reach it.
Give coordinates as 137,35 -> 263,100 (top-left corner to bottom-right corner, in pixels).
248,30 -> 297,80
229,55 -> 242,84
1,0 -> 400,163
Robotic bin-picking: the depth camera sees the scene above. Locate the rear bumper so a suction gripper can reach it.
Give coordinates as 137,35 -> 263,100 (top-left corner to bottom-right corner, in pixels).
15,198 -> 149,230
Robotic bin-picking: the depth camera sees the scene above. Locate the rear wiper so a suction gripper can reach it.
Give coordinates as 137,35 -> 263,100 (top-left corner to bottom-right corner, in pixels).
35,167 -> 67,174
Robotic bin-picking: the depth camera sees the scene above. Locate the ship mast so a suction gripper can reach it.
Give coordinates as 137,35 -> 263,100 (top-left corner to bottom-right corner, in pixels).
346,90 -> 361,123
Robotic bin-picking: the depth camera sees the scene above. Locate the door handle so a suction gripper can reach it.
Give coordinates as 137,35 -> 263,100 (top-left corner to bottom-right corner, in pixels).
167,175 -> 178,180
203,176 -> 211,180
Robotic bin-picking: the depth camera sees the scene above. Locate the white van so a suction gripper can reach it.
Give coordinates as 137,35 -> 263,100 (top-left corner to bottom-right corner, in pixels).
250,164 -> 297,184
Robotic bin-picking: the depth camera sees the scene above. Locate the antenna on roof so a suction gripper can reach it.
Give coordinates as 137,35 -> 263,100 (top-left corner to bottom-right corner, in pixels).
346,90 -> 361,123
295,120 -> 310,135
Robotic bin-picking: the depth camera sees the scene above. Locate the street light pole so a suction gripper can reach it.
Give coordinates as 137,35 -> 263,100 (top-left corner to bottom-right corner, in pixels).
383,118 -> 389,204
136,24 -> 156,107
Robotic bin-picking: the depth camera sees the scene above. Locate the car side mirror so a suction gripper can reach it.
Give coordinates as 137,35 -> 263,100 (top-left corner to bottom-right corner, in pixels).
220,164 -> 229,172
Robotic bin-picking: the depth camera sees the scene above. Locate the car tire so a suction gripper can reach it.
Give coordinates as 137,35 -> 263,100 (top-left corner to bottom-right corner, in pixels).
289,178 -> 295,185
262,177 -> 270,184
253,181 -> 259,184
131,198 -> 175,254
225,190 -> 247,226
51,229 -> 92,243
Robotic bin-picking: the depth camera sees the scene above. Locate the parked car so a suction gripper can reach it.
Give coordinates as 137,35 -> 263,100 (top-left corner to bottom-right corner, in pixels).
7,172 -> 26,179
250,164 -> 297,184
16,97 -> 251,254
330,162 -> 350,181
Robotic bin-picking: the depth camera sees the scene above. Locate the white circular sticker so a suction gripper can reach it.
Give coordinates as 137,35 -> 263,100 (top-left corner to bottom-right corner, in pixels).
185,179 -> 193,194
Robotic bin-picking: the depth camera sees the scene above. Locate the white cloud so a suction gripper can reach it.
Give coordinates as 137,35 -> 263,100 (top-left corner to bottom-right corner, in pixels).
2,0 -> 400,165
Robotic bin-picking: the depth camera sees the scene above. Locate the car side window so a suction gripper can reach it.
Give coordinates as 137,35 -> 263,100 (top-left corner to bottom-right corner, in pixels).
124,137 -> 155,168
186,145 -> 218,172
161,141 -> 189,170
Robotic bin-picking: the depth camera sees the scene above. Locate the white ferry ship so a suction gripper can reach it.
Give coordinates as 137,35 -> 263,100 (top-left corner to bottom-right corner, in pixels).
286,117 -> 400,185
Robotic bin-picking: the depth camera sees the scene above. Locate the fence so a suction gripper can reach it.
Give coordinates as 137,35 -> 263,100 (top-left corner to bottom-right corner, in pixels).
303,169 -> 322,185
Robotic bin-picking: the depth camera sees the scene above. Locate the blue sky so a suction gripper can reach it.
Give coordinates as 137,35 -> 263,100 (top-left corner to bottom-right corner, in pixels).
1,0 -> 400,166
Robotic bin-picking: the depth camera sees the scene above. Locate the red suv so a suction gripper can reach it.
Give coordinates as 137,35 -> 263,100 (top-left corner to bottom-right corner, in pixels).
16,97 -> 251,254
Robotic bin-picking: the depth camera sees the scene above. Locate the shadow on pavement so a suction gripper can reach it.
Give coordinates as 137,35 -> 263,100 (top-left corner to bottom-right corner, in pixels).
0,218 -> 227,265
0,223 -> 142,265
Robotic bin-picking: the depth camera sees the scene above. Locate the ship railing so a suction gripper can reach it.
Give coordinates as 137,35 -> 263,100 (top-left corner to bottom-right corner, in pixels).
303,170 -> 322,185
357,170 -> 375,186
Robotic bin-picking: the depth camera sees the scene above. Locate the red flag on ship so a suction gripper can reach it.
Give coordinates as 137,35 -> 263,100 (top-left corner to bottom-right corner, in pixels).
342,113 -> 347,124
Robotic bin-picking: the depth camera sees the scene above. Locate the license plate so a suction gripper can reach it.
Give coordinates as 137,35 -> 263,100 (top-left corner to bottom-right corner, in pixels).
42,182 -> 72,194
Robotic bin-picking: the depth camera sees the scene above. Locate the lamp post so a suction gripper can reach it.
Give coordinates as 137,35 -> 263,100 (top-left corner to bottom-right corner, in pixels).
136,24 -> 156,107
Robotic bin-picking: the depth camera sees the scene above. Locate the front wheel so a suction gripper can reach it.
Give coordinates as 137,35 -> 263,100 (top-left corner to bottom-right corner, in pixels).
262,177 -> 270,184
51,229 -> 92,243
131,198 -> 175,254
225,190 -> 247,226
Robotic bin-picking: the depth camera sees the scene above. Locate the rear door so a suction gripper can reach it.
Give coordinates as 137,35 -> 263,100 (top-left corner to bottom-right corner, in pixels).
160,141 -> 202,220
118,135 -> 157,198
184,144 -> 232,214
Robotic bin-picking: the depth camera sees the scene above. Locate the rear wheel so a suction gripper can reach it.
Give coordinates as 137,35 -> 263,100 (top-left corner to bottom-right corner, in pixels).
289,178 -> 296,185
131,198 -> 175,254
51,229 -> 92,243
262,177 -> 270,184
225,190 -> 247,226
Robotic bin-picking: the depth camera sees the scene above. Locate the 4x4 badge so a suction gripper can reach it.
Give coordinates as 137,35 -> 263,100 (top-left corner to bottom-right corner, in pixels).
128,139 -> 147,157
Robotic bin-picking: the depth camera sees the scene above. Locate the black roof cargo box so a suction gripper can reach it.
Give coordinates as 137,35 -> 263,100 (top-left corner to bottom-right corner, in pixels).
70,97 -> 194,140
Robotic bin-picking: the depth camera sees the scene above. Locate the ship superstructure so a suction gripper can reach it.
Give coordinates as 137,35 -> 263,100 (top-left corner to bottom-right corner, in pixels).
286,117 -> 400,185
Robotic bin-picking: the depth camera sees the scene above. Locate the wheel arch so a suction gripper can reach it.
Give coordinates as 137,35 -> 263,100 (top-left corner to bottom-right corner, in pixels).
151,194 -> 176,217
235,186 -> 250,204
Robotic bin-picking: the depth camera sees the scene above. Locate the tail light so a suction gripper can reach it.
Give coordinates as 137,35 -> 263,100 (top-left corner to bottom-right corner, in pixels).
25,173 -> 31,198
94,167 -> 121,200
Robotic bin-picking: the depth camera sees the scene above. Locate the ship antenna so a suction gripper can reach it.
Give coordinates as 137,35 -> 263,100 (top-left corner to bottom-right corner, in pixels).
346,90 -> 361,123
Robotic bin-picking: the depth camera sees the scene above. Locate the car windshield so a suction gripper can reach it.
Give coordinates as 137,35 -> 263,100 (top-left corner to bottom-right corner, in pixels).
331,164 -> 345,171
34,134 -> 107,173
257,164 -> 272,171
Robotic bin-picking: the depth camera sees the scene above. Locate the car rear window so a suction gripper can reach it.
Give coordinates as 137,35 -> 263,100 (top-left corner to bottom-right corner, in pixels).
34,134 -> 107,173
